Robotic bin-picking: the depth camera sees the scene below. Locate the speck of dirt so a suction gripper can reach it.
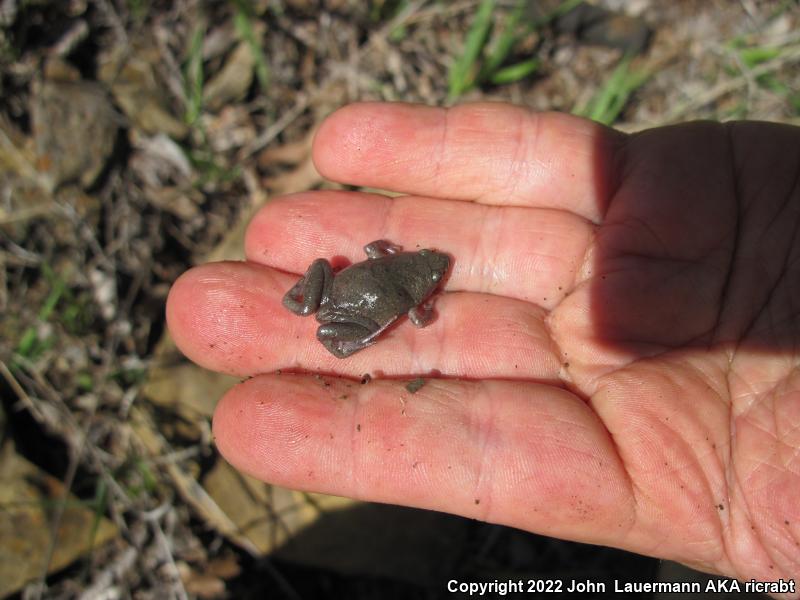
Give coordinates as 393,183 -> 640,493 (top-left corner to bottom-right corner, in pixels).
360,373 -> 372,384
474,499 -> 480,505
405,378 -> 426,394
717,504 -> 724,511
356,424 -> 361,432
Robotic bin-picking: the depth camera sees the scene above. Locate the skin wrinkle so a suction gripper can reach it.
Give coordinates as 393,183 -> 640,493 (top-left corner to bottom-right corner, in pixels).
468,382 -> 497,522
431,107 -> 450,197
601,131 -> 627,224
740,223 -> 800,347
582,386 -> 637,520
600,380 -> 720,542
742,449 -> 791,487
758,177 -> 796,241
712,127 -> 743,355
498,108 -> 530,205
733,416 -> 790,578
348,386 -> 371,503
378,195 -> 402,250
478,203 -> 505,294
463,204 -> 487,289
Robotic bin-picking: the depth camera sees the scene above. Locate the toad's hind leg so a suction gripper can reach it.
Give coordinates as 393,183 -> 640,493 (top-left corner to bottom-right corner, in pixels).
282,259 -> 333,316
316,322 -> 377,358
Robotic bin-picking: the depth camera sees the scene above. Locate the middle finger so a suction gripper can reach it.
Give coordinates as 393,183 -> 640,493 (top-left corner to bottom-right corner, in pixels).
245,190 -> 593,308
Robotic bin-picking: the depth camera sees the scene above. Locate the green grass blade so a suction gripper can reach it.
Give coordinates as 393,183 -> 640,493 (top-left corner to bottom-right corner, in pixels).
15,265 -> 66,360
447,0 -> 496,100
575,53 -> 651,125
232,0 -> 270,93
478,0 -> 584,88
479,0 -> 527,82
489,58 -> 540,84
184,20 -> 206,125
739,46 -> 781,69
545,0 -> 586,23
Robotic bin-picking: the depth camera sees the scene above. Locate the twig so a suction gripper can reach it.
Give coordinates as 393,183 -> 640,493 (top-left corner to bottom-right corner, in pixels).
239,0 -> 428,159
143,503 -> 189,600
659,44 -> 800,125
239,92 -> 310,159
51,20 -> 89,57
0,358 -> 43,420
91,0 -> 128,47
77,546 -> 138,600
33,430 -> 83,600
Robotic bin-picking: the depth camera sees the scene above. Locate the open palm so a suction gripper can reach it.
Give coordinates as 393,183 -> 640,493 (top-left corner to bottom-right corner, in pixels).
167,103 -> 800,586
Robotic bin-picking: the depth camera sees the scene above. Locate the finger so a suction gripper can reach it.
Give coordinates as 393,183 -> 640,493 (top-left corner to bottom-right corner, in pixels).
213,374 -> 635,549
312,102 -> 624,223
245,191 -> 593,307
166,261 -> 561,379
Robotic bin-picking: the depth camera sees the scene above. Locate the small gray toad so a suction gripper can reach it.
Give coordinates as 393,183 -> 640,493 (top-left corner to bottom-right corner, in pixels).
283,240 -> 450,358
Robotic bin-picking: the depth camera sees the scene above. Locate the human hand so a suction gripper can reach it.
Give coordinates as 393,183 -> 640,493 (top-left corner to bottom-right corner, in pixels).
166,102 -> 800,590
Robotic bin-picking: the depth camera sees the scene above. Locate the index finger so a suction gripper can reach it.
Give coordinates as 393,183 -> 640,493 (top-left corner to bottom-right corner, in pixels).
312,102 -> 624,223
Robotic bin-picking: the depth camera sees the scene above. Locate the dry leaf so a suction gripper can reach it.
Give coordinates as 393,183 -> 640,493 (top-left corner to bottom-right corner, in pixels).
0,441 -> 118,597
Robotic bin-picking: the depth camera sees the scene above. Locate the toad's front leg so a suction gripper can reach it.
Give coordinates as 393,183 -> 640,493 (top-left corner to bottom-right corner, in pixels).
282,259 -> 333,316
408,301 -> 434,327
363,239 -> 401,259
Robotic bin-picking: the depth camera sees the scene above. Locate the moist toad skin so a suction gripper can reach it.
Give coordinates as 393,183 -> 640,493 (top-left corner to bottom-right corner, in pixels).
283,240 -> 450,358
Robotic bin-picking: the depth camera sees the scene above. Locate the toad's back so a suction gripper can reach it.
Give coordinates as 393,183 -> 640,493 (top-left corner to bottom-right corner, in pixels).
320,255 -> 426,322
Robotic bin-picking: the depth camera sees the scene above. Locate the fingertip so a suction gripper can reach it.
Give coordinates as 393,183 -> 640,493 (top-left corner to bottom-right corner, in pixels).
165,261 -> 291,376
212,378 -> 274,474
311,102 -> 378,180
212,375 -> 351,484
312,102 -> 439,185
165,265 -> 208,352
